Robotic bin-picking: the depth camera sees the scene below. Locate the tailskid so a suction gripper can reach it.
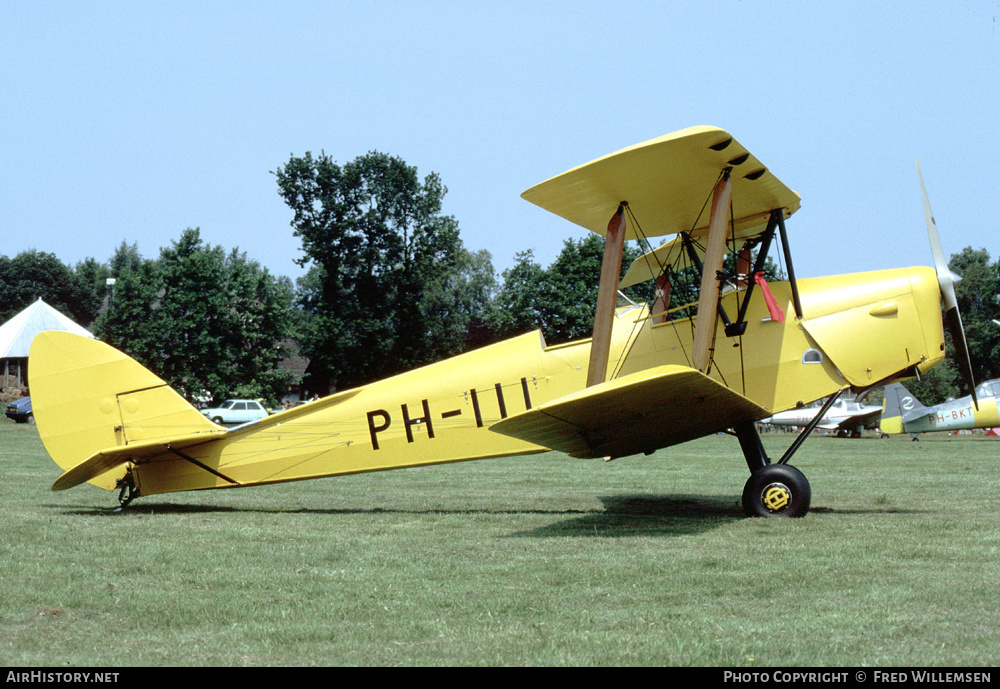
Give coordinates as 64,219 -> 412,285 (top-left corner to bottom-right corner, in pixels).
114,469 -> 139,510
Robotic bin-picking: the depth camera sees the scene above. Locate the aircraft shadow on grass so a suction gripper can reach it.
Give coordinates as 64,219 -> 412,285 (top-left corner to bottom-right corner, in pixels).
51,494 -> 925,532
515,494 -> 744,538
51,502 -> 592,518
513,495 -> 926,538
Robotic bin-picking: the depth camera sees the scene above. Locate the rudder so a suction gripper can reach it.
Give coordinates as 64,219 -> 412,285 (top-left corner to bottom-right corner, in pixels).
881,382 -> 925,435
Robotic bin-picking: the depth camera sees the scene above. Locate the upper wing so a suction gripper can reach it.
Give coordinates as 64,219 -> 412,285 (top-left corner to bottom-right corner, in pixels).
490,364 -> 769,459
521,126 -> 800,241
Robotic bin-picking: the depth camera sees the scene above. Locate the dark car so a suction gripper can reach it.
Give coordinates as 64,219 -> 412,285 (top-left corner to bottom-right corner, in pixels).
5,396 -> 33,423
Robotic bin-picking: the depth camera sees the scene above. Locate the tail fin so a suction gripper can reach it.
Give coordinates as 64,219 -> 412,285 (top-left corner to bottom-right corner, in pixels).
29,331 -> 221,491
881,382 -> 925,434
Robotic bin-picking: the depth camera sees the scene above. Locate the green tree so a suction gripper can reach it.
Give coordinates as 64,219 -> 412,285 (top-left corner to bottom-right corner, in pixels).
0,250 -> 105,326
420,247 -> 499,355
0,255 -> 16,322
71,257 -> 112,328
490,249 -> 547,340
950,247 -> 1000,385
109,240 -> 144,275
491,235 -> 644,345
541,235 -> 613,344
95,228 -> 293,405
223,248 -> 296,400
275,151 -> 471,391
155,229 -> 236,399
94,252 -> 161,368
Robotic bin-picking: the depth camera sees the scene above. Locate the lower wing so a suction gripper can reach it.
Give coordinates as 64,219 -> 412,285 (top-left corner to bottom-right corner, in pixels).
490,364 -> 769,459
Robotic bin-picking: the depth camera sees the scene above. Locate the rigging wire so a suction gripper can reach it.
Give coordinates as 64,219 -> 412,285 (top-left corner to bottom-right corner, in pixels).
609,171 -> 726,377
609,168 -> 757,400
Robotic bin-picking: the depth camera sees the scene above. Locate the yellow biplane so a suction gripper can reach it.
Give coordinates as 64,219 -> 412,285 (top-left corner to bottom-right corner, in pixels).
29,126 -> 976,517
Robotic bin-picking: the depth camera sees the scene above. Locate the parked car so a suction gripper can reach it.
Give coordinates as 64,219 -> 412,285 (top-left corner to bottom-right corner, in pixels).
5,396 -> 33,423
200,399 -> 270,425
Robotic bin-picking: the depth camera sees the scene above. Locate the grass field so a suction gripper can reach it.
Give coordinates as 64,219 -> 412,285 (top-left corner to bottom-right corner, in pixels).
1,420 -> 998,667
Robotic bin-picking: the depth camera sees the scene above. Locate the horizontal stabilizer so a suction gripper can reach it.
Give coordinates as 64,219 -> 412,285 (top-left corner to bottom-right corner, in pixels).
50,381 -> 367,492
51,430 -> 227,492
490,365 -> 769,459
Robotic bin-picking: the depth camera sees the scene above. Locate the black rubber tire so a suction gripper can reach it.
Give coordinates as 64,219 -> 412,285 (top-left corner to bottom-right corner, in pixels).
742,464 -> 811,518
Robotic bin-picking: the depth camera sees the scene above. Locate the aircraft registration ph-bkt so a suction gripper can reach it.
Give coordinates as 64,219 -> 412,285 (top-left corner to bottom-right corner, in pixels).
881,379 -> 1000,438
29,126 -> 978,517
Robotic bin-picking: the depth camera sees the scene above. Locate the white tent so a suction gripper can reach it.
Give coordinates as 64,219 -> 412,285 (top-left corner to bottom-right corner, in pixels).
0,299 -> 93,389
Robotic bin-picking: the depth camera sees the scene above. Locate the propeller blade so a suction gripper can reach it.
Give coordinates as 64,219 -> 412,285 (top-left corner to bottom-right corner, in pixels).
917,160 -> 978,409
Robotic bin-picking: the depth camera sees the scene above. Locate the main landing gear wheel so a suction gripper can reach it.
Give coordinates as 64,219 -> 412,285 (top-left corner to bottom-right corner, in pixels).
741,464 -> 811,518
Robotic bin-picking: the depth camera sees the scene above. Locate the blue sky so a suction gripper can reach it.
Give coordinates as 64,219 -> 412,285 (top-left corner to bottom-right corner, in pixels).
3,1 -> 998,286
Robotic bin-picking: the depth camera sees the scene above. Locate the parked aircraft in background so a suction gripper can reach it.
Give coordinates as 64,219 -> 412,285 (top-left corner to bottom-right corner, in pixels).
881,379 -> 1000,438
763,398 -> 882,438
29,126 -> 977,518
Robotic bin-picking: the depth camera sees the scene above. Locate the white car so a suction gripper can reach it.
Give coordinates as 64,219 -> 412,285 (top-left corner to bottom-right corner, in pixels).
201,399 -> 269,425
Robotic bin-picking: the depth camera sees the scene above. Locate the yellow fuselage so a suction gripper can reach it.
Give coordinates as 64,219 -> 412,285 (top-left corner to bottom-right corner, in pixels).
119,265 -> 944,497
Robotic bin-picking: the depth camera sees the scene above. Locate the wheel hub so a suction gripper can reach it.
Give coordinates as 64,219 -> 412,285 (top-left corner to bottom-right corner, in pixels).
761,482 -> 791,513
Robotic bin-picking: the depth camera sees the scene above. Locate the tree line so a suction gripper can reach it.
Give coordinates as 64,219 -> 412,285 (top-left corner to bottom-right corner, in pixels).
2,151 -> 997,406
